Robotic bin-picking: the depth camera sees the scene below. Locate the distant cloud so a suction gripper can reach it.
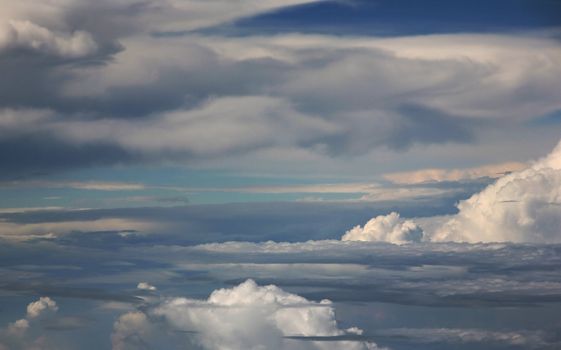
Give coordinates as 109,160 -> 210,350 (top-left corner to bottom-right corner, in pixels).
375,328 -> 552,348
112,311 -> 152,350
341,212 -> 424,244
136,282 -> 156,291
26,296 -> 58,318
432,139 -> 561,243
0,296 -> 59,349
0,179 -> 146,191
0,217 -> 157,241
384,161 -> 527,184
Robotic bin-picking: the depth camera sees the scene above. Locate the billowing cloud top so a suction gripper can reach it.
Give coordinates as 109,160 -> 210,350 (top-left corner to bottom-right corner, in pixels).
342,212 -> 424,244
112,279 -> 384,350
432,140 -> 561,243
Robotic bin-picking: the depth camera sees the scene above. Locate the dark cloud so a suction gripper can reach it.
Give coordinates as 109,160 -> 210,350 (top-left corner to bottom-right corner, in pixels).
0,132 -> 137,179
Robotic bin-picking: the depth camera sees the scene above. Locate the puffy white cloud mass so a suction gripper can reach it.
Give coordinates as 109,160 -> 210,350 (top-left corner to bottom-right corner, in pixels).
338,138 -> 561,244
342,212 -> 424,244
432,139 -> 561,243
26,296 -> 58,318
113,279 -> 384,350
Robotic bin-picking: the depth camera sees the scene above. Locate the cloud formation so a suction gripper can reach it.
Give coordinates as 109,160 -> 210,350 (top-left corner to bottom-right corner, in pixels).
26,296 -> 58,319
384,161 -> 527,184
136,282 -> 156,291
113,279 -> 383,350
0,296 -> 58,349
342,212 -> 424,244
0,20 -> 98,58
432,139 -> 561,243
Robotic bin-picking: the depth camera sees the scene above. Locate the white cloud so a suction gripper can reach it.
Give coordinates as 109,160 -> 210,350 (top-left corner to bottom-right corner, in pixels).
342,212 -> 424,244
26,296 -> 58,318
431,139 -> 561,243
113,279 -> 384,350
137,282 -> 157,291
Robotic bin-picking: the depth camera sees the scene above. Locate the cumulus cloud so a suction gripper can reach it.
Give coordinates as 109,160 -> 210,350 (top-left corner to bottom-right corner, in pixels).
341,212 -> 424,244
0,296 -> 59,349
113,279 -> 383,350
112,311 -> 152,350
26,296 -> 58,318
432,139 -> 561,243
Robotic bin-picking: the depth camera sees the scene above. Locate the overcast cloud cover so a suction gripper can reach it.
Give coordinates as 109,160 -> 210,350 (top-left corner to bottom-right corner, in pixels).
1,0 -> 561,349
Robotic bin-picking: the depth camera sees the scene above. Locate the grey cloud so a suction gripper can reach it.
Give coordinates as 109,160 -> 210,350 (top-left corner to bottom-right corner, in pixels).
0,132 -> 138,179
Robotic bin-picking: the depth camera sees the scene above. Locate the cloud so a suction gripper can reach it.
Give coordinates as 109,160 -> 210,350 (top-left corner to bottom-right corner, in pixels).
26,296 -> 58,318
0,20 -> 98,58
113,279 -> 384,350
431,139 -> 561,243
112,311 -> 152,350
55,96 -> 338,157
0,216 -> 157,241
375,328 -> 553,348
0,179 -> 146,191
136,282 -> 156,291
384,161 -> 527,184
1,29 -> 560,176
0,296 -> 59,349
341,212 -> 424,244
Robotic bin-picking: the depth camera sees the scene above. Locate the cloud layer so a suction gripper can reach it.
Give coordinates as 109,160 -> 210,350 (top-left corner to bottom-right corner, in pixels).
1,0 -> 561,177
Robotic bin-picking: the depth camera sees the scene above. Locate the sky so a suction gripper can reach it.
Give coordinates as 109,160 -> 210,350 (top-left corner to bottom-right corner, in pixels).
1,0 -> 561,349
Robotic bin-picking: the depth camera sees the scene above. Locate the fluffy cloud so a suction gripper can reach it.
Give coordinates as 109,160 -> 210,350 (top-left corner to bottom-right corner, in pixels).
432,139 -> 561,243
26,296 -> 58,319
0,296 -> 58,349
341,212 -> 424,244
113,279 -> 383,350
